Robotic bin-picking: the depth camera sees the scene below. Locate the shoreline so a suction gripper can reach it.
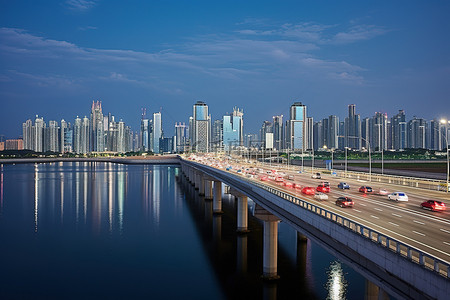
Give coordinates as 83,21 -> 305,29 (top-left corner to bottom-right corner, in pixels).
0,155 -> 181,165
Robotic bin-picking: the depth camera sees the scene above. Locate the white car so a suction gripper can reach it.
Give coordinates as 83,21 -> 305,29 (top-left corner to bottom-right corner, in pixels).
388,192 -> 408,202
311,173 -> 321,179
314,192 -> 328,201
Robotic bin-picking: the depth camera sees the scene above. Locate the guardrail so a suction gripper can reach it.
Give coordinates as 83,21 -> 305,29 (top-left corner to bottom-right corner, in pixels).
183,159 -> 450,279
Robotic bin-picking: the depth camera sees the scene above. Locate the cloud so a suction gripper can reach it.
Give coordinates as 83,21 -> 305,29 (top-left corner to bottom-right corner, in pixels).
65,0 -> 97,11
332,25 -> 388,44
0,26 -> 368,93
78,26 -> 98,31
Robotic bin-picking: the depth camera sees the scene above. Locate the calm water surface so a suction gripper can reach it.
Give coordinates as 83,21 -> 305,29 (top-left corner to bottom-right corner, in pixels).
0,162 -> 387,299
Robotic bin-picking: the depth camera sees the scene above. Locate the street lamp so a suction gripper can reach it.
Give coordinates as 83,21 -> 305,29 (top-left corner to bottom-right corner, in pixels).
440,119 -> 449,193
343,136 -> 371,182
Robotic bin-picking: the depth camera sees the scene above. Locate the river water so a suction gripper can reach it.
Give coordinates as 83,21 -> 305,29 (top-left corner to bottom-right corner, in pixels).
0,162 -> 390,299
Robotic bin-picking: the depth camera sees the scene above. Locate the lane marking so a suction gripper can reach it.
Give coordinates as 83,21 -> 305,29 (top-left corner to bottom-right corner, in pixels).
388,222 -> 399,227
353,209 -> 362,213
359,203 -> 367,206
413,231 -> 426,236
440,228 -> 450,234
392,213 -> 402,218
371,215 -> 379,219
413,220 -> 425,225
444,242 -> 450,246
374,207 -> 383,211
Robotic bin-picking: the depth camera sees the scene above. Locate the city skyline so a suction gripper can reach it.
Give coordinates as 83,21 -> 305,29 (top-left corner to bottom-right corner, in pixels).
1,1 -> 450,138
6,100 -> 448,154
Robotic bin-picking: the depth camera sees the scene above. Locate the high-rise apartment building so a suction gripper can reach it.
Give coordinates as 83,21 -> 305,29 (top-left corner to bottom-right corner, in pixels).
391,110 -> 407,150
371,112 -> 388,151
212,119 -> 223,152
191,101 -> 211,152
175,122 -> 187,153
22,119 -> 33,150
45,120 -> 59,152
34,115 -> 45,152
272,115 -> 284,151
407,117 -> 427,149
81,116 -> 90,154
260,120 -> 273,149
344,104 -> 361,150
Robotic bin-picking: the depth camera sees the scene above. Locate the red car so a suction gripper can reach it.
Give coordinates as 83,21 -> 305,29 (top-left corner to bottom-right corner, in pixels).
284,181 -> 294,188
302,187 -> 316,195
421,200 -> 446,211
359,186 -> 373,193
336,197 -> 354,208
316,184 -> 330,193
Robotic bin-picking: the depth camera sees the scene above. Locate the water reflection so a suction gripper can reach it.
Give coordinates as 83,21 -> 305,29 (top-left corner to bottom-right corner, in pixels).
0,164 -> 3,213
325,261 -> 348,300
34,163 -> 39,232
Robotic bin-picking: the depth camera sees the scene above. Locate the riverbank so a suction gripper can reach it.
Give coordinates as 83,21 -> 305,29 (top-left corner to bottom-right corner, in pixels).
0,155 -> 181,165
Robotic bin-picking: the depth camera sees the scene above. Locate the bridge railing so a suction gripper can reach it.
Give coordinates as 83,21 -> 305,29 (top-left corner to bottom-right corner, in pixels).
184,160 -> 450,279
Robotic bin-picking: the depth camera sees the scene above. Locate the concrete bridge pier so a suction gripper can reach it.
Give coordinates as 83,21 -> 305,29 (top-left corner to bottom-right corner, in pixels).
198,174 -> 205,196
213,180 -> 223,214
205,180 -> 213,200
254,204 -> 280,280
194,171 -> 200,190
230,188 -> 249,233
189,168 -> 194,184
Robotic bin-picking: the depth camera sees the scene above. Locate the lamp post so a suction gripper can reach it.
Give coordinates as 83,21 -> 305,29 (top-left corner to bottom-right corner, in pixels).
440,119 -> 449,193
345,147 -> 348,178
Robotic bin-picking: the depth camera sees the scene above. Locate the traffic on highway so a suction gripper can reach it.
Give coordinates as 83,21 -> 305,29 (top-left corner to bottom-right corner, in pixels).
185,153 -> 450,262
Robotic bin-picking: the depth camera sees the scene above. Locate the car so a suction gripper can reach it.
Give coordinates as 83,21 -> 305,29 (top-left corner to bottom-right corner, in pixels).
316,184 -> 330,193
338,182 -> 350,189
421,200 -> 446,211
388,192 -> 408,202
321,181 -> 330,187
375,189 -> 389,196
314,192 -> 328,201
260,175 -> 268,181
359,186 -> 373,193
335,197 -> 354,208
302,187 -> 316,195
311,172 -> 321,179
283,181 -> 294,188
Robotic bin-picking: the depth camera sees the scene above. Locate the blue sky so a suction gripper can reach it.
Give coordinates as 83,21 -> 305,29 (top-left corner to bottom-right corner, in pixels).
1,0 -> 449,138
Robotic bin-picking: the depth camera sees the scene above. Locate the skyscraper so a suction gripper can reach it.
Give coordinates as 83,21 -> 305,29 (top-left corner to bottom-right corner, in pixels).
175,122 -> 187,153
391,110 -> 407,150
345,104 -> 361,150
153,112 -> 162,154
90,100 -> 104,152
407,117 -> 427,149
328,115 -> 339,149
371,112 -> 388,151
223,107 -> 243,151
272,115 -> 284,151
288,102 -> 307,150
212,119 -> 223,152
191,101 -> 211,152
81,116 -> 90,154
260,120 -> 273,149
45,120 -> 59,152
34,115 -> 45,152
22,119 -> 33,150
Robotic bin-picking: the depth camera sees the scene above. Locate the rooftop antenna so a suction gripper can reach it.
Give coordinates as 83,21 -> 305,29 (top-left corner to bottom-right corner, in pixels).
141,107 -> 146,119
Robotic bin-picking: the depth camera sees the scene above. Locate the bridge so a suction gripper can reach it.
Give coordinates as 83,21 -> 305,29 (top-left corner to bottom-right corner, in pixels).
179,154 -> 450,300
